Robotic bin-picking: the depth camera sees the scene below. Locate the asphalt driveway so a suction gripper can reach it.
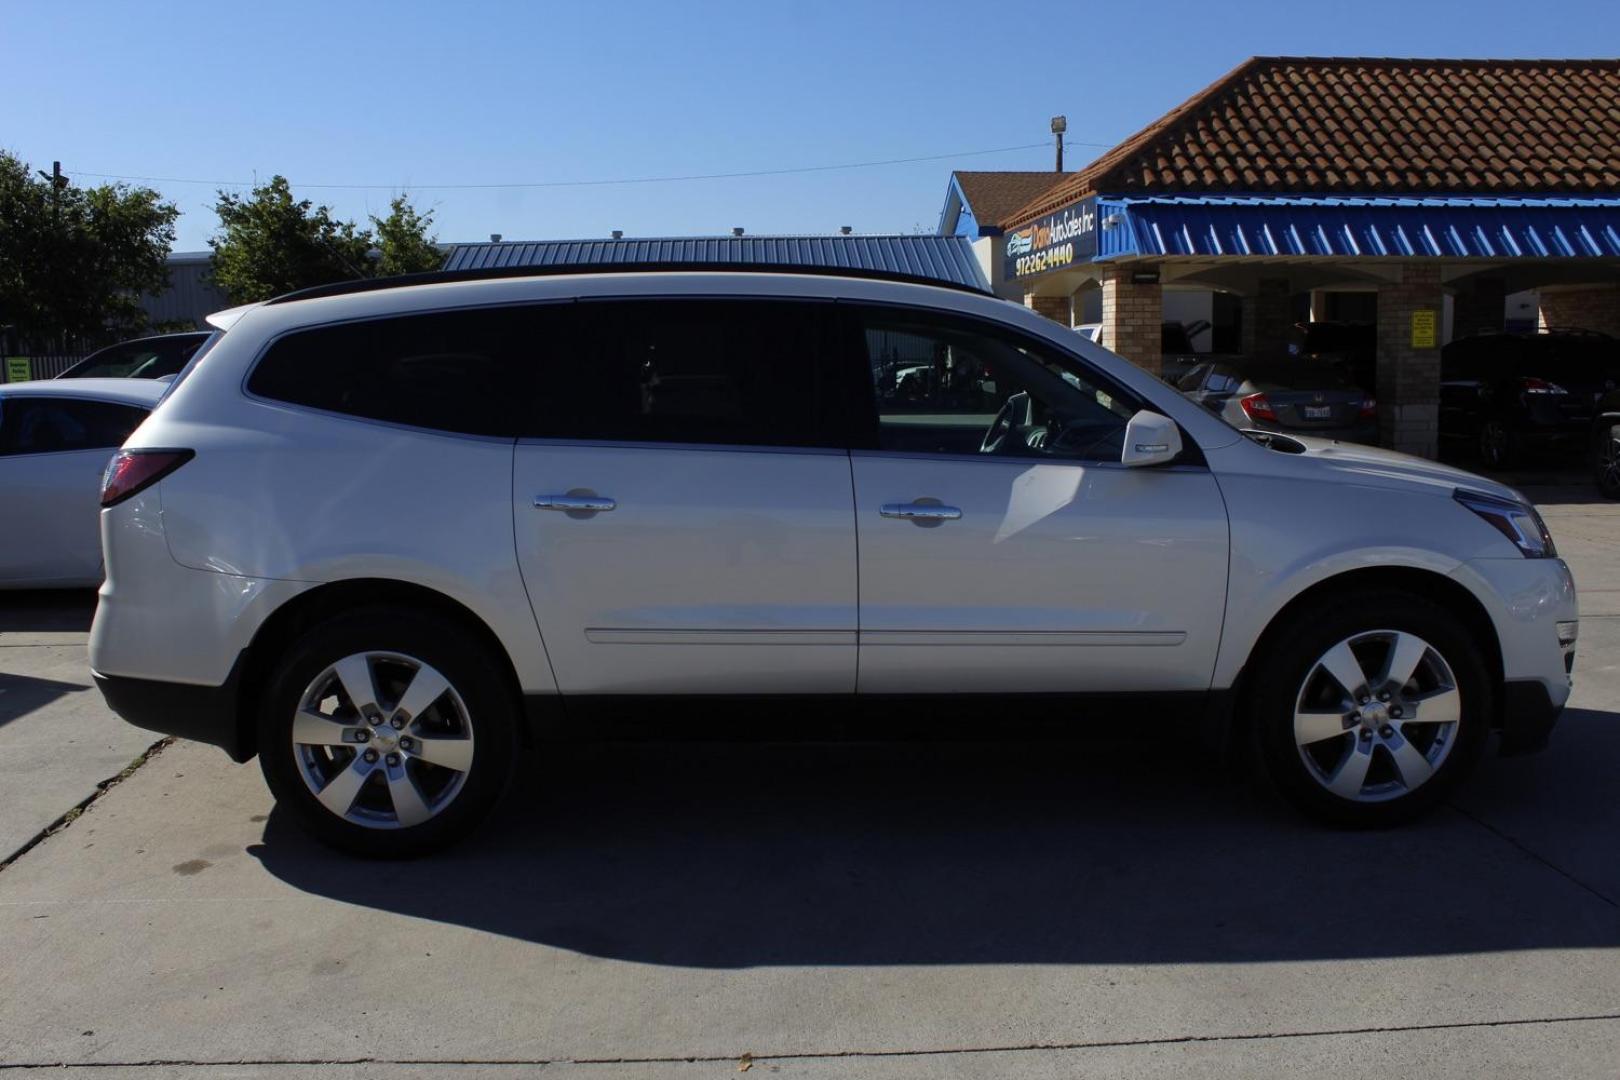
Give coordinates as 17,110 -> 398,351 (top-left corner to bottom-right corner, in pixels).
0,488 -> 1616,1078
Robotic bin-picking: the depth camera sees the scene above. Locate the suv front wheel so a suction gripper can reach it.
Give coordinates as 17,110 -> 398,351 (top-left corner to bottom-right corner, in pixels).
257,608 -> 518,856
1249,591 -> 1491,826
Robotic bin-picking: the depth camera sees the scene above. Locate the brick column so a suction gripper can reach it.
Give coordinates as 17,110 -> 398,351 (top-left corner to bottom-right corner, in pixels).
1539,284 -> 1620,337
1024,292 -> 1071,325
1100,266 -> 1162,375
1453,277 -> 1506,337
1376,265 -> 1444,459
1242,277 -> 1294,360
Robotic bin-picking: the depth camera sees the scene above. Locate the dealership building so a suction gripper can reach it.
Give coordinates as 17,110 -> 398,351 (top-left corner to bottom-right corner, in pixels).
941,57 -> 1620,457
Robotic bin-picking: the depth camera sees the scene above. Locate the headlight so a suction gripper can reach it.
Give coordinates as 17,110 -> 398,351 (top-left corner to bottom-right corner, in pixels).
1454,489 -> 1557,558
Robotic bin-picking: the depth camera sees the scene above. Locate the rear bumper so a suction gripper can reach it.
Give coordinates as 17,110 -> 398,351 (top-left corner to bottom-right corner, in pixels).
1499,678 -> 1566,756
92,662 -> 250,762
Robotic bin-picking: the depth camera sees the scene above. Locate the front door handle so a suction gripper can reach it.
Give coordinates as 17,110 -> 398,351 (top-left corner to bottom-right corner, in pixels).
880,502 -> 962,522
534,493 -> 616,513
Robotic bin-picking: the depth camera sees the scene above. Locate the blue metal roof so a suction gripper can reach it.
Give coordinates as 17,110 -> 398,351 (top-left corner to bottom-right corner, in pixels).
440,234 -> 990,291
1095,194 -> 1620,261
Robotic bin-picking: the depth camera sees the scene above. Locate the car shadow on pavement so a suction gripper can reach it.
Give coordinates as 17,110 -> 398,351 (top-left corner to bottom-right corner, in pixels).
0,589 -> 97,633
250,713 -> 1620,968
0,672 -> 94,731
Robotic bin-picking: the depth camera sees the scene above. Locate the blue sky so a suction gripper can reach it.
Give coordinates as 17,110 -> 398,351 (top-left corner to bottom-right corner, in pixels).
3,0 -> 1616,250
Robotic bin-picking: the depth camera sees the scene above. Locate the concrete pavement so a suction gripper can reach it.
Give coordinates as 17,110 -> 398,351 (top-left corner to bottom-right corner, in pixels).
1,493 -> 1617,1077
0,590 -> 162,863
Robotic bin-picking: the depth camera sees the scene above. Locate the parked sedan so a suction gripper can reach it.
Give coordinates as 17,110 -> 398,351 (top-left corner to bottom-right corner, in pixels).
1178,359 -> 1378,444
56,331 -> 212,380
1440,329 -> 1620,470
0,379 -> 165,587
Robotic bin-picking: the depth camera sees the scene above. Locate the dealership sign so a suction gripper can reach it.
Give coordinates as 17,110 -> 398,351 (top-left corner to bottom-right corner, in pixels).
1004,196 -> 1098,280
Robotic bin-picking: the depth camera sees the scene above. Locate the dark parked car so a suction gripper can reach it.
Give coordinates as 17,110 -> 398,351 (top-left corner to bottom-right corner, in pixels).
1178,358 -> 1377,444
1293,321 -> 1376,394
57,331 -> 211,380
1594,388 -> 1620,498
1440,329 -> 1620,470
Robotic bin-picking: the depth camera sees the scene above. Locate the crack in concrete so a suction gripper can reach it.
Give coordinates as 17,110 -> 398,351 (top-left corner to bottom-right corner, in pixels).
0,738 -> 170,873
4,1012 -> 1620,1070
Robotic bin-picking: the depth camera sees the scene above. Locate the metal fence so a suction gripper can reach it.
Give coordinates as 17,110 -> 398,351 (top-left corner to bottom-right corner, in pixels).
2,355 -> 84,382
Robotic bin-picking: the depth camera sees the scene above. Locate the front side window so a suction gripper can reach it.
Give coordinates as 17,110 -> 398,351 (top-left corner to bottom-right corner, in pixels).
247,307 -> 549,437
856,308 -> 1139,462
540,299 -> 846,448
0,398 -> 148,455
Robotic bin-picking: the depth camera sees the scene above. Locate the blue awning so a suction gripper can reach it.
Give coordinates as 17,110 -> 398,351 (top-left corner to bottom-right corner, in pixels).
440,234 -> 991,291
1095,194 -> 1620,261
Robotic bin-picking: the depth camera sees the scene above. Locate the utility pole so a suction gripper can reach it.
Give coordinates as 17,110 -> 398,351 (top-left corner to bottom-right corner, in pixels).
37,161 -> 68,216
1051,117 -> 1067,172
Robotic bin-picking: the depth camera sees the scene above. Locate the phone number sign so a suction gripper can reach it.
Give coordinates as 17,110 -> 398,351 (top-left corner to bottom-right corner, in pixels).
1004,197 -> 1098,281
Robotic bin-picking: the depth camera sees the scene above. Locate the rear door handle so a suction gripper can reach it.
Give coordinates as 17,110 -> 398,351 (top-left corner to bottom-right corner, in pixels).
534,494 -> 616,513
879,502 -> 962,522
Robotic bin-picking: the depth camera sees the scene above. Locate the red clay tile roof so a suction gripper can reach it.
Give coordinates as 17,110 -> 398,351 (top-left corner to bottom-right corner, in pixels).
950,170 -> 1070,228
1010,56 -> 1620,224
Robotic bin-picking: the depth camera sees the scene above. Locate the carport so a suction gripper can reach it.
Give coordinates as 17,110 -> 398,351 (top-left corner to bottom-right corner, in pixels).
995,57 -> 1620,458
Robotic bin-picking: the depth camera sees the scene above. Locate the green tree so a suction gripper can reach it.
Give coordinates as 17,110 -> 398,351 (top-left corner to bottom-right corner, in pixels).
0,152 -> 178,349
208,176 -> 374,304
371,194 -> 443,276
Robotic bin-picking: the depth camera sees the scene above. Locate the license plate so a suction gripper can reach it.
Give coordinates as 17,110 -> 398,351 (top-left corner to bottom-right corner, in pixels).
1302,405 -> 1332,419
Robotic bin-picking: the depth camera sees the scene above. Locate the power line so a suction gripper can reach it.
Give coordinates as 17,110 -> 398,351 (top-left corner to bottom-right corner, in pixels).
68,138 -> 1116,192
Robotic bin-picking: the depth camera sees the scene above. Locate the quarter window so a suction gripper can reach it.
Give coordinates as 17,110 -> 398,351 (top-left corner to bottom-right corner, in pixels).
247,307 -> 547,437
0,398 -> 149,455
856,309 -> 1139,462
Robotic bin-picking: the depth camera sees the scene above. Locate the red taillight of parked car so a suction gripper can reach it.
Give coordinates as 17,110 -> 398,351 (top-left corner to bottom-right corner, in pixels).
1239,393 -> 1277,422
1359,398 -> 1377,419
100,449 -> 194,508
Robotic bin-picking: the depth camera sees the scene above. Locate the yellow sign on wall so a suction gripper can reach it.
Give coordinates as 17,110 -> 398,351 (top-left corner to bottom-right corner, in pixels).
4,357 -> 32,383
1410,309 -> 1438,349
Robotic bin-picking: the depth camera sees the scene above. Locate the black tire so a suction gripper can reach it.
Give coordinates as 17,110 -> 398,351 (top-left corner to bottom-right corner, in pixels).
1478,419 -> 1516,471
1594,422 -> 1620,500
257,607 -> 518,857
1247,590 -> 1492,828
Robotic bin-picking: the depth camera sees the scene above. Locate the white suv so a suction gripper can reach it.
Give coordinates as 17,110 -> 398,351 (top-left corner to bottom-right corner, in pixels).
89,269 -> 1578,854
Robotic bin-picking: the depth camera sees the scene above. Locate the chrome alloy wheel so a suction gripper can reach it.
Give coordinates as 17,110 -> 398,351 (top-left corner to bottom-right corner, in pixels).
1598,427 -> 1620,498
292,652 -> 475,829
1292,630 -> 1461,803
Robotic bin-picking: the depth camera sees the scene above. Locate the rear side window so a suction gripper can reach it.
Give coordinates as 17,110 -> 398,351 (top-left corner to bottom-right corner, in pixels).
247,307 -> 549,437
0,397 -> 148,455
537,299 -> 847,448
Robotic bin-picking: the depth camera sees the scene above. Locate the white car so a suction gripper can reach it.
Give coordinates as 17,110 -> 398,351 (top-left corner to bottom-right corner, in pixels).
0,378 -> 167,588
88,269 -> 1578,855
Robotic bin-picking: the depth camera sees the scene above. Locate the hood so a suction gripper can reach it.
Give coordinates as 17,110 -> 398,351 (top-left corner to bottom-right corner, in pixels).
1240,433 -> 1525,503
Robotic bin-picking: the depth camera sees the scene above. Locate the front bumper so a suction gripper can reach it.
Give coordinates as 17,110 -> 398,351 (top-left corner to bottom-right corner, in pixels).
92,662 -> 250,762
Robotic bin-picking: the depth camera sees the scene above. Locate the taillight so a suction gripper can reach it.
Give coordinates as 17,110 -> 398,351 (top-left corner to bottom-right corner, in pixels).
1239,393 -> 1277,422
101,449 -> 194,508
1519,377 -> 1568,395
1359,398 -> 1377,419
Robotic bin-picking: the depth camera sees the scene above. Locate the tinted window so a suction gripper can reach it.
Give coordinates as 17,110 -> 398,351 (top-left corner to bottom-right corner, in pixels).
857,307 -> 1138,462
538,299 -> 846,448
62,336 -> 207,379
0,397 -> 148,455
247,307 -> 547,437
1236,362 -> 1354,391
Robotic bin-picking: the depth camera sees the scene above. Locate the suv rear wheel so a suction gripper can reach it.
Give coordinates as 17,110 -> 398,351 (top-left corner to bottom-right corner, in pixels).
1249,591 -> 1491,826
256,608 -> 518,856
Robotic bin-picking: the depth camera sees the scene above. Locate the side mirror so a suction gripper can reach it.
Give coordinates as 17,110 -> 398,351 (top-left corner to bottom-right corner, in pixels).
1120,410 -> 1184,467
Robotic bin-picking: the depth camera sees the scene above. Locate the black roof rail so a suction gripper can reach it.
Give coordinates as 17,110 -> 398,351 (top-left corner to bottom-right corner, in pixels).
263,261 -> 995,307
